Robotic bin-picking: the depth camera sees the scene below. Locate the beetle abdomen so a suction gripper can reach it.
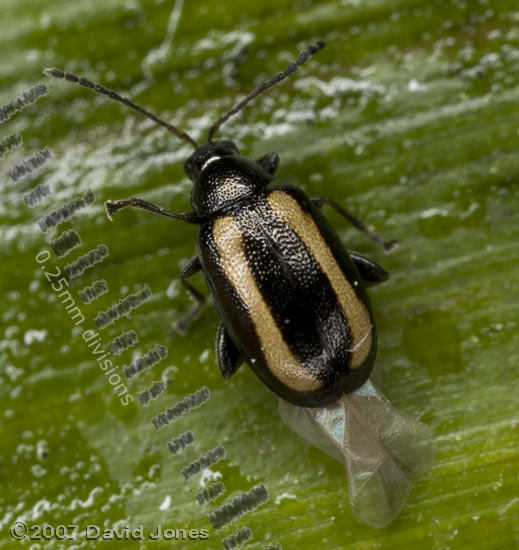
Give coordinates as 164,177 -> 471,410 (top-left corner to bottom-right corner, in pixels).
199,187 -> 376,407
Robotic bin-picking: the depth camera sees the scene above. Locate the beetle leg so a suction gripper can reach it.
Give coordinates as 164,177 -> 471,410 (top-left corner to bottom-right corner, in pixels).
310,196 -> 398,252
171,256 -> 208,335
256,152 -> 279,175
216,322 -> 242,378
349,251 -> 388,286
105,198 -> 204,224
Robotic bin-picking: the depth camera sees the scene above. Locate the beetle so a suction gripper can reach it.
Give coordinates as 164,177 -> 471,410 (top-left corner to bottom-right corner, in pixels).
44,41 -> 397,408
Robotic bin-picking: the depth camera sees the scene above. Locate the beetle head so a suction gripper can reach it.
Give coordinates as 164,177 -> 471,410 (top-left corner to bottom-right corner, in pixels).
186,140 -> 273,217
183,140 -> 239,181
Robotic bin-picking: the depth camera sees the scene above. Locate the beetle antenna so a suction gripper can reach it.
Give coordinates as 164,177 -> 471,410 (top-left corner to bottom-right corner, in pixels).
208,41 -> 325,142
43,68 -> 198,148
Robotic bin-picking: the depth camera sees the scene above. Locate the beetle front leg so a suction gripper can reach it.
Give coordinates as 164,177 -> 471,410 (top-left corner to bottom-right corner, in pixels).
105,198 -> 204,224
310,196 -> 398,252
171,256 -> 208,335
256,152 -> 279,176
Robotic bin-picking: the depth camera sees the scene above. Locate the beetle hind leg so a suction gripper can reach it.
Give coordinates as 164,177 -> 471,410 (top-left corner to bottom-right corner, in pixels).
216,322 -> 242,378
350,251 -> 388,286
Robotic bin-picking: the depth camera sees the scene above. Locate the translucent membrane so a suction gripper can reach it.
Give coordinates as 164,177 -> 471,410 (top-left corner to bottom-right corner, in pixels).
278,380 -> 433,527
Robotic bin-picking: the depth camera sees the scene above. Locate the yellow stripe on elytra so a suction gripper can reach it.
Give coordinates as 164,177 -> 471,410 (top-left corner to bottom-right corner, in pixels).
267,190 -> 372,369
212,216 -> 322,392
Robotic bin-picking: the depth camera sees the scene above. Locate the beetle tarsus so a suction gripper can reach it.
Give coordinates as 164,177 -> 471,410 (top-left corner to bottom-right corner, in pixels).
104,200 -> 117,220
170,301 -> 207,337
383,239 -> 399,253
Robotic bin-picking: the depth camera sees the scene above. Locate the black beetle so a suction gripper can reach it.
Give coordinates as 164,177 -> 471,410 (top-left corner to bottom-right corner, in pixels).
44,42 -> 396,407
